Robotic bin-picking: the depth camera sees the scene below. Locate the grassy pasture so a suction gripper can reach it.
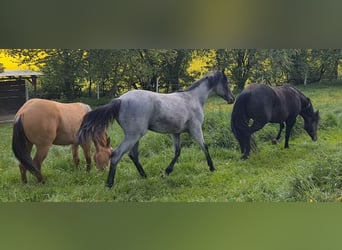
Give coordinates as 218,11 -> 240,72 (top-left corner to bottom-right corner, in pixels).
1,82 -> 342,202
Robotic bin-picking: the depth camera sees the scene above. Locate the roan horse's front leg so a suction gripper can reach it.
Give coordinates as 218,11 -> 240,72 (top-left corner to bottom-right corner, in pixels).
189,126 -> 215,172
106,135 -> 141,188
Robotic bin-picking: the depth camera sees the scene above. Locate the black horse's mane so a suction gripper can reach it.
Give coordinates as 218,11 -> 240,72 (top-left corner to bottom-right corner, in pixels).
285,85 -> 314,112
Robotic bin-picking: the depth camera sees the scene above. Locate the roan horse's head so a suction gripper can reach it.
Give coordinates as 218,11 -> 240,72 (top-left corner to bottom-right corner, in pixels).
93,132 -> 112,170
212,70 -> 235,104
301,99 -> 320,141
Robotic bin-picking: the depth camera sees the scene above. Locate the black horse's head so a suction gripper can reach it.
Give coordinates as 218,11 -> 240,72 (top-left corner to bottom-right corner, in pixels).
301,99 -> 319,141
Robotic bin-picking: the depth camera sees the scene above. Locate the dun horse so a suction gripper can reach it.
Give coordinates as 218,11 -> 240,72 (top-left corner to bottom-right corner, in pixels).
231,84 -> 319,159
77,70 -> 235,188
12,98 -> 112,183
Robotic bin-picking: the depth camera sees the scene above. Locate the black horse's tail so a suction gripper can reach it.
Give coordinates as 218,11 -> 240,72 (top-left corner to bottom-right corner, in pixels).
12,115 -> 42,180
231,92 -> 257,152
77,99 -> 121,145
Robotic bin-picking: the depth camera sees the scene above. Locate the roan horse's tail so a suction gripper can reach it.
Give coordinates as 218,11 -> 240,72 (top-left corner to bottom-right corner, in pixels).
77,99 -> 121,145
12,115 -> 42,179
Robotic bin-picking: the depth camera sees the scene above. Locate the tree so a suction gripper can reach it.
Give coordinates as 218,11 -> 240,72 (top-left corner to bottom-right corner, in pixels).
84,49 -> 128,97
286,49 -> 342,85
40,49 -> 87,99
310,49 -> 341,82
118,49 -> 193,93
3,49 -> 47,69
216,49 -> 260,90
257,49 -> 298,84
160,49 -> 193,92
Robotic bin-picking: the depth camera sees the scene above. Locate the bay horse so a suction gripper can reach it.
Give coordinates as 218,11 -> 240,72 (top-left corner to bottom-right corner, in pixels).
12,98 -> 112,184
231,84 -> 319,159
77,70 -> 235,188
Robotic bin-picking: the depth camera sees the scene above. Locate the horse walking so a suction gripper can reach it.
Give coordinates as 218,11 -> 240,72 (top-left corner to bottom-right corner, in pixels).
77,70 -> 235,188
231,84 -> 319,159
12,98 -> 112,183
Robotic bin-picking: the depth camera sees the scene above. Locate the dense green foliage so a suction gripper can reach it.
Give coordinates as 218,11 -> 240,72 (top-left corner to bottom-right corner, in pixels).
1,82 -> 342,201
2,49 -> 341,99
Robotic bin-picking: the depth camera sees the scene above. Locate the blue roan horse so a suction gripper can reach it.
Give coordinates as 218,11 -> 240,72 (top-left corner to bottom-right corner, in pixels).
231,83 -> 319,159
77,70 -> 235,188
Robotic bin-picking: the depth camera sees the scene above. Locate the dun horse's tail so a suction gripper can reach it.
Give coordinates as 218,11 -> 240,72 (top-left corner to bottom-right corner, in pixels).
12,115 -> 41,178
231,93 -> 257,152
77,99 -> 121,145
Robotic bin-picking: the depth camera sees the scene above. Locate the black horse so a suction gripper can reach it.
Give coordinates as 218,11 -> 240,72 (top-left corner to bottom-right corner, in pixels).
231,84 -> 319,159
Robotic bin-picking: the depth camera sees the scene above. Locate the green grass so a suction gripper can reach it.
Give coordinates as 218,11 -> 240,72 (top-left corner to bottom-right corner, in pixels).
2,82 -> 342,201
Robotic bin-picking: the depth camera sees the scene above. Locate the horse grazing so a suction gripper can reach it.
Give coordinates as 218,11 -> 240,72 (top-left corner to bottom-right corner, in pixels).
12,98 -> 112,184
77,70 -> 235,188
231,84 -> 319,159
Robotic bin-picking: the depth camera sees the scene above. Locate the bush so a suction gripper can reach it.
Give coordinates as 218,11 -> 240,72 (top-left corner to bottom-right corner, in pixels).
320,112 -> 338,129
203,110 -> 238,149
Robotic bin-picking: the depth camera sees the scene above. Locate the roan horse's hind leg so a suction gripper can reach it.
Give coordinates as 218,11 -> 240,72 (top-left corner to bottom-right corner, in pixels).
106,135 -> 141,188
128,141 -> 147,178
164,133 -> 181,176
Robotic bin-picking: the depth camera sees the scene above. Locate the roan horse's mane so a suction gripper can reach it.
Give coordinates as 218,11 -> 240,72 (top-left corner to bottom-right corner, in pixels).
177,71 -> 222,92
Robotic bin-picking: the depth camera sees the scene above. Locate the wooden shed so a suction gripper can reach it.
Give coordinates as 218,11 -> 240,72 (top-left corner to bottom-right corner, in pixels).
0,70 -> 42,123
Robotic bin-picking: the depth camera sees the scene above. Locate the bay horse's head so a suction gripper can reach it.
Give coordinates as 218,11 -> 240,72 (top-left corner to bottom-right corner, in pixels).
93,132 -> 112,170
211,70 -> 235,104
301,98 -> 319,141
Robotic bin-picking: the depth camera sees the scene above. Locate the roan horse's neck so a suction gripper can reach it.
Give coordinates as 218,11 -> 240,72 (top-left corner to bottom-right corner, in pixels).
188,80 -> 213,107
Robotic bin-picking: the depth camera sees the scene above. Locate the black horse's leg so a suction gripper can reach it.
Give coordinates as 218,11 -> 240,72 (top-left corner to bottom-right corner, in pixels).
128,141 -> 147,178
241,134 -> 251,160
249,120 -> 266,134
242,120 -> 265,159
164,134 -> 181,175
272,122 -> 285,144
235,127 -> 249,159
284,118 -> 296,148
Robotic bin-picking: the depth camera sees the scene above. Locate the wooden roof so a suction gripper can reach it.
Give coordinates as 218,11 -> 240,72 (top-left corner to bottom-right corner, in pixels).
0,70 -> 42,78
